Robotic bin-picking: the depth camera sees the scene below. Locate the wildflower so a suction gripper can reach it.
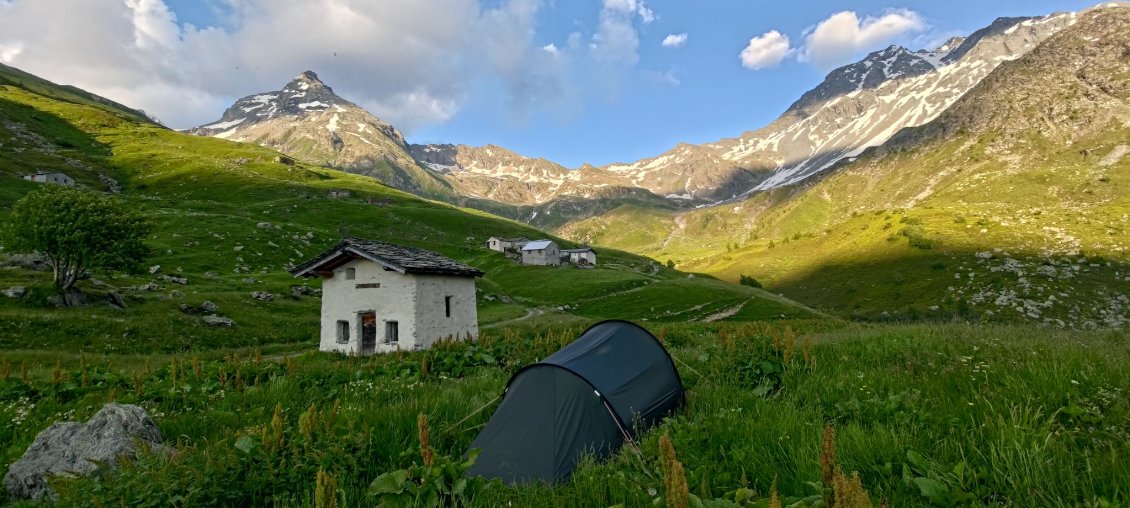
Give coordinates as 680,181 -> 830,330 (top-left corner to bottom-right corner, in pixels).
315,469 -> 337,508
659,433 -> 690,508
820,424 -> 836,486
418,413 -> 433,467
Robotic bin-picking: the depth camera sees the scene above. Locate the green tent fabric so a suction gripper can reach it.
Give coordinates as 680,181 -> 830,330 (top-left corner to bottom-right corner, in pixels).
467,320 -> 684,484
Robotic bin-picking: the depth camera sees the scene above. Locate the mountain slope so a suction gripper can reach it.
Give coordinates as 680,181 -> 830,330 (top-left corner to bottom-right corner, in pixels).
1,62 -> 820,354
596,10 -> 1079,201
562,3 -> 1130,327
189,71 -> 454,199
398,6 -> 1083,209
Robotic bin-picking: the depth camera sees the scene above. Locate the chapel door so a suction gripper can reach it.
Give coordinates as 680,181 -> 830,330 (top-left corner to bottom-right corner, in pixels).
360,312 -> 377,354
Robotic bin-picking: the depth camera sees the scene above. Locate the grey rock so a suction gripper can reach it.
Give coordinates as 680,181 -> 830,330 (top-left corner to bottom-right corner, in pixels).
107,292 -> 126,309
178,303 -> 196,315
2,286 -> 27,298
158,275 -> 188,285
203,315 -> 234,327
291,285 -> 313,297
242,277 -> 261,284
169,290 -> 185,299
3,403 -> 164,500
49,289 -> 88,308
201,301 -> 218,313
256,222 -> 274,229
203,271 -> 220,279
148,265 -> 161,275
250,291 -> 274,301
233,245 -> 244,252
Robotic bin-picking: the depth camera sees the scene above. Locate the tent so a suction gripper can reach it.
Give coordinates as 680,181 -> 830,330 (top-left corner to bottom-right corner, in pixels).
467,320 -> 685,484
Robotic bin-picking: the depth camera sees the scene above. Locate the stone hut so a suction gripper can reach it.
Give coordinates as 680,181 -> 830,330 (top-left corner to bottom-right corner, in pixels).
290,238 -> 483,355
520,240 -> 561,266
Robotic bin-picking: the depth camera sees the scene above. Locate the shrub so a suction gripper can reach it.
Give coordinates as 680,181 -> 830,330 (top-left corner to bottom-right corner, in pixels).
738,275 -> 762,288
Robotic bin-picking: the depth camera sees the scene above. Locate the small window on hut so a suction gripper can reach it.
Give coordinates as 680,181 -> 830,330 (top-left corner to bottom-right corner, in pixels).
385,321 -> 399,344
444,296 -> 452,318
336,320 -> 350,344
345,268 -> 356,280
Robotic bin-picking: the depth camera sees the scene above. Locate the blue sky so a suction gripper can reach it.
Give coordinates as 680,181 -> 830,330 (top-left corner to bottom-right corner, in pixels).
0,0 -> 1098,167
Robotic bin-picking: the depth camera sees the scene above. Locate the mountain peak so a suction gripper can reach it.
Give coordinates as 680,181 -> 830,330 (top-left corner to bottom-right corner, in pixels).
285,70 -> 333,94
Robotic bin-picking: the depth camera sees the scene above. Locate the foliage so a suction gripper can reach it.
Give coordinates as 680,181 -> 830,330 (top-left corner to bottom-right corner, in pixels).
0,323 -> 1127,506
5,185 -> 150,293
368,424 -> 484,508
738,275 -> 762,288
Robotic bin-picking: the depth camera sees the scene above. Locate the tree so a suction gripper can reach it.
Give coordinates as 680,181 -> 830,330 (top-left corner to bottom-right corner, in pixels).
6,186 -> 150,297
666,259 -> 676,269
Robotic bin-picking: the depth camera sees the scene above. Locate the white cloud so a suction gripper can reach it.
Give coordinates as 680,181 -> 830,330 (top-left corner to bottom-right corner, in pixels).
0,41 -> 24,62
799,9 -> 925,70
739,30 -> 793,70
0,0 -> 567,132
644,69 -> 680,87
661,33 -> 687,48
590,0 -> 654,66
602,0 -> 654,24
542,43 -> 559,55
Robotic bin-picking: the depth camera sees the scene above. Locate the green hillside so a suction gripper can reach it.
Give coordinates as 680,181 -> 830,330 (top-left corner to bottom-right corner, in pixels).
561,6 -> 1130,326
0,64 -> 820,356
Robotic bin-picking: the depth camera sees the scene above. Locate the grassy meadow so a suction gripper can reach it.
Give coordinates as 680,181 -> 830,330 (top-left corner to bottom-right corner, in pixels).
2,52 -> 1128,508
0,321 -> 1126,506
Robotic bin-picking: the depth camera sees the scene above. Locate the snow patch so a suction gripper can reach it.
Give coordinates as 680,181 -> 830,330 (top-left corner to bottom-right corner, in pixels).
202,118 -> 245,130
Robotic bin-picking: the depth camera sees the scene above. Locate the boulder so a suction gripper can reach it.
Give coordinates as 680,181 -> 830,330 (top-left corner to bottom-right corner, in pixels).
201,301 -> 218,313
107,292 -> 126,309
148,265 -> 161,275
49,289 -> 88,308
3,403 -> 164,500
2,286 -> 27,298
250,291 -> 274,301
203,315 -> 234,327
291,285 -> 313,297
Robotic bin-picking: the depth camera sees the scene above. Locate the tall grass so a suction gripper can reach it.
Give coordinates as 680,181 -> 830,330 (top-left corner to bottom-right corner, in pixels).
0,321 -> 1125,506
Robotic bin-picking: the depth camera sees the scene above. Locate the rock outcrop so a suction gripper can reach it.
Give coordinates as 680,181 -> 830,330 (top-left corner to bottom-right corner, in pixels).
3,403 -> 164,500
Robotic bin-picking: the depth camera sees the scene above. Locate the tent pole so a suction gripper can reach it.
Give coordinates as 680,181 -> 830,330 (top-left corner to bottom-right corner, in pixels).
599,398 -> 658,481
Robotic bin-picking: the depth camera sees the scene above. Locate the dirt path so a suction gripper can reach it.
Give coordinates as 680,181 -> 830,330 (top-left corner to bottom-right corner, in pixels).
701,299 -> 748,322
483,307 -> 544,329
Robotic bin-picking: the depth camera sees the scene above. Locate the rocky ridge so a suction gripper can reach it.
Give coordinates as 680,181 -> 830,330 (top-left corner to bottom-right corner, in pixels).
190,72 -> 452,197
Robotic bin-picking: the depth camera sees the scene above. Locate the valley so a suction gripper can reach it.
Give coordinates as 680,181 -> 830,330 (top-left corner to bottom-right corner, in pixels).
0,1 -> 1128,506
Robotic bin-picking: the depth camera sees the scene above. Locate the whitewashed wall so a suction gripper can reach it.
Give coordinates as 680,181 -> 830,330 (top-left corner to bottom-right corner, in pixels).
318,258 -> 478,354
414,275 -> 479,348
319,259 -> 417,354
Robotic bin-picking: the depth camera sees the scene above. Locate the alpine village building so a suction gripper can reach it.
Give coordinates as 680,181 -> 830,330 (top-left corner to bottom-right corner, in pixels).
290,238 -> 483,355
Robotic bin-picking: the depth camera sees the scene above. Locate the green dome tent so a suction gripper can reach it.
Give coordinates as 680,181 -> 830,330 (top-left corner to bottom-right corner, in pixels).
467,320 -> 685,484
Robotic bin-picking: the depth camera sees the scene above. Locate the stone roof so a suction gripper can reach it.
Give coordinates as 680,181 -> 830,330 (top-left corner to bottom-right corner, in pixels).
291,238 -> 484,278
521,240 -> 555,251
561,247 -> 595,254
